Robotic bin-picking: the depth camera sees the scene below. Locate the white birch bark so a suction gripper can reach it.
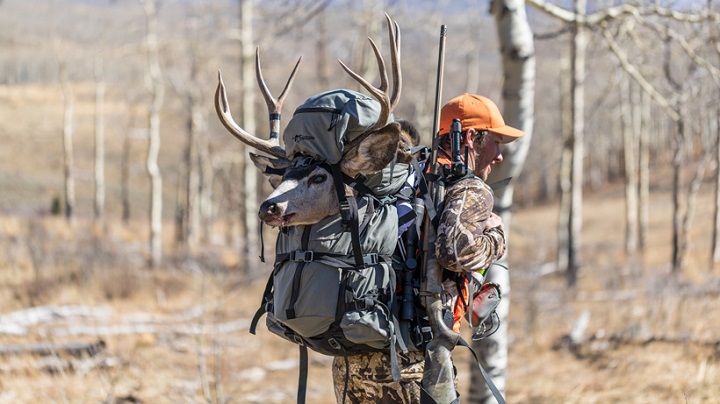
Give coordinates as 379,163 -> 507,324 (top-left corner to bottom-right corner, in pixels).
143,0 -> 165,268
620,73 -> 638,254
470,0 -> 535,401
557,52 -> 572,273
713,107 -> 720,266
240,0 -> 259,271
567,0 -> 586,287
637,86 -> 650,251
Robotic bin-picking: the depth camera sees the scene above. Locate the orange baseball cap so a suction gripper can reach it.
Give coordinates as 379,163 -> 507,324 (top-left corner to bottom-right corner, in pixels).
438,93 -> 525,144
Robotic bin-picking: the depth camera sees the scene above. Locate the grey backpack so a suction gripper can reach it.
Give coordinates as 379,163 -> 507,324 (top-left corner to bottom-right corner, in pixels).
249,90 -> 414,390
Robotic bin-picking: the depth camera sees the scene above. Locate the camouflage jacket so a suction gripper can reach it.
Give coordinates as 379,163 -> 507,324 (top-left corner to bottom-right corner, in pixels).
435,177 -> 506,274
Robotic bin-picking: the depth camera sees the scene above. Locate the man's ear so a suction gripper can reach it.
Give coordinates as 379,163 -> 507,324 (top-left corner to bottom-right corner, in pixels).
341,122 -> 401,178
249,152 -> 291,189
464,128 -> 476,146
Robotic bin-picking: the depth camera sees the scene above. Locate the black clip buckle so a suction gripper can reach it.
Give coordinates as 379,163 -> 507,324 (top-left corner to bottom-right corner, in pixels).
291,250 -> 314,262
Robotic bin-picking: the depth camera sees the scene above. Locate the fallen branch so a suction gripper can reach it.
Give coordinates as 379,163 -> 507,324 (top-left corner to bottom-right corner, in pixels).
0,340 -> 106,358
41,318 -> 251,338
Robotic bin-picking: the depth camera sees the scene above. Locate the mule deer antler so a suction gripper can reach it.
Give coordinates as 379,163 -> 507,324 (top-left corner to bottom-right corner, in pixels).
256,48 -> 302,141
338,13 -> 401,134
214,50 -> 302,160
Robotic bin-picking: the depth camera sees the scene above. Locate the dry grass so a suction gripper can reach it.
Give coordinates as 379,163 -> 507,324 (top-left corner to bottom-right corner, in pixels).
2,82 -> 720,403
1,178 -> 719,403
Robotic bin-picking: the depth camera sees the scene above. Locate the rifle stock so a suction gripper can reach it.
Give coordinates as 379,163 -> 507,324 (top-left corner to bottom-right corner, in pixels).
420,184 -> 460,401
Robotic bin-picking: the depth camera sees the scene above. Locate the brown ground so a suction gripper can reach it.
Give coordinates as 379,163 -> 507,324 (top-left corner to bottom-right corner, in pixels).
1,83 -> 719,403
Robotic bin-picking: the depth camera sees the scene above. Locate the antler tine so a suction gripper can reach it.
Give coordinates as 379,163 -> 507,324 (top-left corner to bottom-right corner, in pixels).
255,48 -> 303,141
338,15 -> 402,133
215,70 -> 287,159
386,14 -> 402,112
338,38 -> 391,131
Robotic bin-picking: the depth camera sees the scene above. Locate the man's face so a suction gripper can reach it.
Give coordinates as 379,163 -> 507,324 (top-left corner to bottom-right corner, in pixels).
471,130 -> 503,181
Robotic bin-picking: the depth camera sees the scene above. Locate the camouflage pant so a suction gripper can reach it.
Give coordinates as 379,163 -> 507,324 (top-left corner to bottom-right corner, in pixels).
331,351 -> 425,404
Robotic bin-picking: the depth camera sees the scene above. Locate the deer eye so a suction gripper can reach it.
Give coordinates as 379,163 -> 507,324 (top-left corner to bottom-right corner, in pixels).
309,174 -> 327,185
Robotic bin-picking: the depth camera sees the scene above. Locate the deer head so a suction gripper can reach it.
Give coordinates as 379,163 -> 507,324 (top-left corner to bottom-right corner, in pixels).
215,14 -> 411,228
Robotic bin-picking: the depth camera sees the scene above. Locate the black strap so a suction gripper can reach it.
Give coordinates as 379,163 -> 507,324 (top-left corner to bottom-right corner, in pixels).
249,274 -> 275,334
457,337 -> 506,404
263,165 -> 287,176
411,157 -> 438,225
420,387 -> 460,404
297,345 -> 308,404
259,222 -> 265,263
286,226 -> 313,319
330,164 -> 365,268
342,172 -> 375,197
276,251 -> 385,267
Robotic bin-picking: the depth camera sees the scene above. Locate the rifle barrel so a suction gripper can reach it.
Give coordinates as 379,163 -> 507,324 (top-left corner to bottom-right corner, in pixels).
429,25 -> 447,180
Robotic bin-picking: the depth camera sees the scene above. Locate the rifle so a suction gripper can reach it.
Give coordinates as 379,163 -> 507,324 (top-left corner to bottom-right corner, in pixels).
419,24 -> 460,403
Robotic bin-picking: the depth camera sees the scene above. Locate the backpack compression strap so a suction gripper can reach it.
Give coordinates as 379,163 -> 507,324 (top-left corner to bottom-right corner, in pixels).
330,164 -> 366,269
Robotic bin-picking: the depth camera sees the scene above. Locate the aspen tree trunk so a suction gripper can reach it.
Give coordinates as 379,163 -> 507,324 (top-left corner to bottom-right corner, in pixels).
186,88 -> 203,251
94,58 -> 106,225
620,73 -> 638,254
316,9 -> 330,89
470,0 -> 534,402
198,120 -> 213,244
240,0 -> 259,272
59,61 -> 75,223
144,0 -> 165,268
712,107 -> 720,267
353,0 -> 382,88
567,0 -> 586,288
671,118 -> 686,273
637,87 -> 650,251
557,50 -> 572,273
121,114 -> 132,224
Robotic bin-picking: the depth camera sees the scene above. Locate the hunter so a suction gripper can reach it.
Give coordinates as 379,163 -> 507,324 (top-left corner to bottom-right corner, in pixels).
331,93 -> 524,403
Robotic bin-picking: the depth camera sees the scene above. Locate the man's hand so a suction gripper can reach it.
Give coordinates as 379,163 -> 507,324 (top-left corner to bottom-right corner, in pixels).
485,212 -> 504,232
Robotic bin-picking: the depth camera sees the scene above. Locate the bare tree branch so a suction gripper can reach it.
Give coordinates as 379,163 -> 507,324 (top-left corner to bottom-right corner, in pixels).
600,22 -> 681,122
526,0 -> 720,26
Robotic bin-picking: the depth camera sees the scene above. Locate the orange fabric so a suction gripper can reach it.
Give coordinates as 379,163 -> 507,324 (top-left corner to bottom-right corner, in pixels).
437,93 -> 525,144
452,274 -> 470,333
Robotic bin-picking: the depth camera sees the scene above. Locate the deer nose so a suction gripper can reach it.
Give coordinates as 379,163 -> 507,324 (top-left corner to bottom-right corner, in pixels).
259,200 -> 280,221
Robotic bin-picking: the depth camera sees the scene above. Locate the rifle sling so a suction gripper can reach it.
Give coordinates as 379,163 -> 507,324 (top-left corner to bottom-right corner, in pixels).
297,345 -> 308,404
457,336 -> 506,404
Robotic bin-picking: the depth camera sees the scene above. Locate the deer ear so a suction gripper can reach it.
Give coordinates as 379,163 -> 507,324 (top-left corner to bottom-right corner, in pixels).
249,152 -> 291,189
341,122 -> 401,178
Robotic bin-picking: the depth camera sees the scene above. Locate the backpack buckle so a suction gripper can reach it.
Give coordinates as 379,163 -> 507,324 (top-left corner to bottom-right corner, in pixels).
290,250 -> 315,262
327,338 -> 341,350
293,335 -> 305,346
362,253 -> 379,266
291,250 -> 314,262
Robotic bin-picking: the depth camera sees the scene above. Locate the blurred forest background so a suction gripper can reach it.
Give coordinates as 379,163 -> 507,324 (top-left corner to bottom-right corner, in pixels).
1,0 -> 720,402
